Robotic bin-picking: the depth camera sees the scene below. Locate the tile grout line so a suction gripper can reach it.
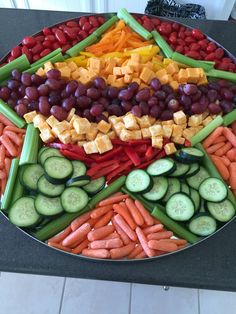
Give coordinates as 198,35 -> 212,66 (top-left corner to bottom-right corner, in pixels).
128,283 -> 133,314
197,289 -> 201,314
58,277 -> 67,314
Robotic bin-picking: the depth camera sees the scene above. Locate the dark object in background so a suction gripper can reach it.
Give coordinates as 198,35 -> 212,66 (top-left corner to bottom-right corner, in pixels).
145,0 -> 206,19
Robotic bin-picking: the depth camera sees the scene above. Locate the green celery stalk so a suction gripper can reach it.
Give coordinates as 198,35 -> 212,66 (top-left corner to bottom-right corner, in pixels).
10,168 -> 24,206
151,30 -> 173,58
25,53 -> 64,74
66,34 -> 98,57
94,16 -> 119,37
30,48 -> 62,67
0,54 -> 30,81
19,124 -> 39,165
206,69 -> 236,82
0,99 -> 25,128
172,52 -> 213,72
223,109 -> 236,126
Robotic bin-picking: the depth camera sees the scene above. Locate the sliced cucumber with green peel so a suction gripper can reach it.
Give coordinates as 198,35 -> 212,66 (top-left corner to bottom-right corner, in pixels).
37,175 -> 65,197
61,187 -> 89,213
21,164 -> 44,192
199,178 -> 227,202
40,148 -> 62,165
190,188 -> 200,212
181,183 -> 190,195
143,176 -> 168,201
9,197 -> 41,228
38,146 -> 49,163
67,160 -> 87,187
166,193 -> 195,221
83,176 -> 106,195
175,148 -> 203,164
125,169 -> 152,193
66,175 -> 90,187
163,178 -> 181,202
185,163 -> 200,178
188,213 -> 217,236
186,166 -> 210,190
206,199 -> 235,222
35,194 -> 64,216
147,158 -> 176,176
44,156 -> 73,184
169,161 -> 190,178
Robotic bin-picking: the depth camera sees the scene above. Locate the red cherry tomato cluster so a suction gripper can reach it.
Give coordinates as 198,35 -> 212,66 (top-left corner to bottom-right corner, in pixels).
135,15 -> 236,73
9,15 -> 105,64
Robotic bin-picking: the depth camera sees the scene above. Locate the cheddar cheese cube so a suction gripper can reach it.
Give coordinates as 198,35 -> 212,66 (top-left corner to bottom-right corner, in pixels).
164,143 -> 177,155
123,114 -> 139,130
113,121 -> 125,135
66,108 -> 76,122
44,62 -> 54,72
46,115 -> 59,128
59,66 -> 71,79
33,114 -> 46,128
152,136 -> 163,149
58,130 -> 71,144
169,81 -> 179,91
108,115 -> 123,125
171,136 -> 185,145
88,58 -> 102,73
172,124 -> 184,137
40,129 -> 54,143
149,125 -> 163,137
52,121 -> 70,136
36,67 -> 45,77
71,69 -> 81,80
166,62 -> 179,75
162,125 -> 173,138
77,141 -> 87,147
83,141 -> 98,154
162,120 -> 174,125
95,135 -> 113,154
141,128 -> 151,139
86,123 -> 98,141
113,67 -> 122,76
107,131 -> 116,139
38,122 -> 51,133
124,74 -> 132,84
202,116 -> 213,126
97,120 -> 111,134
188,114 -> 203,127
173,111 -> 187,125
140,67 -> 155,84
54,62 -> 67,69
130,53 -> 141,64
136,115 -> 151,128
178,69 -> 188,83
67,61 -> 77,72
121,66 -> 134,75
182,128 -> 195,140
24,111 -> 37,124
73,117 -> 91,134
119,129 -> 134,141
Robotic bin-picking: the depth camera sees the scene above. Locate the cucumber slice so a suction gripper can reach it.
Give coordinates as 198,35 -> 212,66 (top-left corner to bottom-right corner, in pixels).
166,193 -> 195,221
37,175 -> 65,197
143,176 -> 168,201
83,176 -> 106,195
175,148 -> 203,164
61,187 -> 89,213
199,199 -> 206,213
9,197 -> 41,228
163,178 -> 181,202
35,194 -> 64,216
38,146 -> 48,163
185,163 -> 200,178
40,148 -> 62,165
190,188 -> 200,212
66,175 -> 90,187
125,169 -> 152,193
206,199 -> 235,222
186,166 -> 210,190
169,162 -> 190,178
147,158 -> 176,176
66,160 -> 87,187
44,156 -> 73,184
181,183 -> 190,195
199,178 -> 227,202
188,213 -> 217,236
21,164 -> 44,192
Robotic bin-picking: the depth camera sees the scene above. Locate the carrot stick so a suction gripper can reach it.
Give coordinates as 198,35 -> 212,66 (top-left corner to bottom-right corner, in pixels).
0,123 -> 3,136
1,177 -> 6,195
69,235 -> 87,249
159,238 -> 187,245
221,155 -> 231,167
90,204 -> 113,219
148,240 -> 178,252
62,223 -> 91,247
110,243 -> 136,259
47,226 -> 72,243
232,121 -> 236,136
142,224 -> 164,235
226,148 -> 236,162
103,232 -> 120,240
114,214 -> 137,242
93,210 -> 113,229
87,217 -> 99,228
4,158 -> 11,175
136,227 -> 156,257
202,126 -> 223,148
206,142 -> 225,154
210,155 -> 230,181
4,125 -> 26,133
127,244 -> 143,259
48,242 -> 72,253
223,127 -> 236,148
134,200 -> 154,226
229,162 -> 236,189
214,135 -> 226,144
125,198 -> 144,226
90,238 -> 123,249
113,203 -> 136,230
214,142 -> 232,156
134,251 -> 147,259
0,113 -> 14,126
147,231 -> 173,240
0,135 -> 17,156
0,145 -> 5,168
112,217 -> 131,245
82,248 -> 110,259
3,130 -> 22,146
72,239 -> 90,254
0,170 -> 6,180
98,194 -> 129,207
70,212 -> 91,231
87,225 -> 114,242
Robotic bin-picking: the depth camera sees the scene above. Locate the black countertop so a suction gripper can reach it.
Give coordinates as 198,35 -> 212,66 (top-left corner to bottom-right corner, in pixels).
0,8 -> 236,291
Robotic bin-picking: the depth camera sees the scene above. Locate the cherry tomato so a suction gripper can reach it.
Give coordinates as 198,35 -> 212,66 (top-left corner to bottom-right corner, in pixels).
206,42 -> 217,53
192,29 -> 205,40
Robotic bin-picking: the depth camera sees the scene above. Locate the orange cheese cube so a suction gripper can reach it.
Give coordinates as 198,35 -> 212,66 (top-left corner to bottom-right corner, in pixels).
166,62 -> 179,75
140,67 -> 156,84
124,74 -> 132,84
178,69 -> 188,83
121,66 -> 134,75
169,81 -> 179,91
186,68 -> 199,83
113,67 -> 122,76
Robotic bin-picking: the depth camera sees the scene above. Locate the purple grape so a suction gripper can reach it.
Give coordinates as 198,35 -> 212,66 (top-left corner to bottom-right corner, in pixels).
118,89 -> 133,101
159,101 -> 166,110
161,84 -> 173,94
191,102 -> 204,114
107,104 -> 123,116
220,100 -> 233,113
45,79 -> 61,91
46,69 -> 61,80
165,94 -> 175,104
233,95 -> 236,104
128,82 -> 139,93
121,100 -> 132,113
199,95 -> 209,111
25,86 -> 39,100
98,97 -> 109,108
155,90 -> 166,100
10,91 -> 19,100
8,99 -> 17,108
17,98 -> 29,106
11,69 -> 21,81
58,79 -> 67,90
61,97 -> 76,111
31,74 -> 44,86
160,110 -> 173,121
61,89 -> 69,98
208,82 -> 220,91
77,96 -> 91,109
150,105 -> 161,118
168,99 -> 180,112
101,88 -> 108,98
208,103 -> 222,114
183,84 -> 198,95
207,89 -> 218,102
191,90 -> 202,102
230,85 -> 236,93
50,105 -> 68,121
18,85 -> 26,97
131,105 -> 142,117
39,97 -> 50,116
75,108 -> 82,116
96,114 -> 108,123
66,80 -> 78,95
28,100 -> 39,111
38,84 -> 49,96
135,88 -> 150,102
7,79 -> 20,90
221,88 -> 233,101
87,87 -> 101,100
48,91 -> 61,106
198,85 -> 208,94
15,103 -> 27,117
83,109 -> 95,122
107,86 -> 119,99
0,87 -> 11,101
111,98 -> 120,106
150,78 -> 161,91
93,77 -> 106,89
148,97 -> 158,107
179,94 -> 191,107
218,79 -> 230,88
21,72 -> 32,86
139,101 -> 149,115
90,104 -> 103,117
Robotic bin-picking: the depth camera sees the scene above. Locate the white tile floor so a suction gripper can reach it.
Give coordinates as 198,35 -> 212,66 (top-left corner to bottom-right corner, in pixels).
0,272 -> 235,314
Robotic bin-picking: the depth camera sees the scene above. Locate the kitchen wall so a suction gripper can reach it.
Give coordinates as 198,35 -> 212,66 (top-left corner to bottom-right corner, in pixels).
0,0 -> 235,20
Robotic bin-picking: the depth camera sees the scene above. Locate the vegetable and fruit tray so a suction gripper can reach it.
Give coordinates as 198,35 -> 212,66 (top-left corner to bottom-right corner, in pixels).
0,9 -> 236,261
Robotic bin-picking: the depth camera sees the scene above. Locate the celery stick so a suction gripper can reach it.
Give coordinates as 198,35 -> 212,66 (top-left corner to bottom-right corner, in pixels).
151,31 -> 173,58
30,48 -> 62,67
195,143 -> 236,207
94,16 -> 119,37
10,168 -> 24,206
0,99 -> 25,128
19,124 -> 39,165
117,8 -> 152,40
66,34 -> 98,57
0,54 -> 30,81
25,53 -> 64,74
223,109 -> 236,126
34,176 -> 126,241
206,69 -> 236,82
1,158 -> 19,210
152,207 -> 199,244
190,115 -> 223,146
172,52 -> 212,72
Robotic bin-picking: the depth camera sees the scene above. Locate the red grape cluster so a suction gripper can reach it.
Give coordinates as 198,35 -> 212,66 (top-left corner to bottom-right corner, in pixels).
0,69 -> 235,122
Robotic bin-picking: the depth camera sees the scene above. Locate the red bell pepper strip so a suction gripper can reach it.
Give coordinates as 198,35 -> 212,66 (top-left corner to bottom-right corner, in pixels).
138,149 -> 166,169
60,149 -> 93,165
185,139 -> 191,147
123,146 -> 141,166
135,144 -> 148,155
111,139 -> 151,146
92,162 -> 120,179
145,146 -> 154,159
49,142 -> 86,156
94,146 -> 123,162
87,159 -> 118,177
106,160 -> 133,182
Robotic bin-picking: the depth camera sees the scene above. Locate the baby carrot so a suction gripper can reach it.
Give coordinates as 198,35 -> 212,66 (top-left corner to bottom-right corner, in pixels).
128,244 -> 143,259
70,212 -> 91,231
136,227 -> 156,257
110,243 -> 136,259
0,123 -> 3,136
0,170 -> 6,180
62,222 -> 91,247
229,162 -> 236,189
147,231 -> 173,240
114,214 -> 137,242
94,210 -> 113,228
148,240 -> 178,252
90,204 -> 113,219
214,135 -> 226,144
214,142 -> 232,156
87,225 -> 114,242
134,251 -> 147,259
0,113 -> 14,127
134,200 -> 154,226
125,198 -> 144,226
113,203 -> 136,230
3,130 -> 22,146
112,217 -> 131,245
48,242 -> 72,253
206,142 -> 225,154
232,121 -> 236,136
142,224 -> 164,235
210,155 -> 230,181
72,239 -> 89,254
221,155 -> 231,167
4,125 -> 26,134
90,238 -> 123,249
202,126 -> 223,148
82,248 -> 110,259
0,134 -> 17,156
87,217 -> 100,228
103,232 -> 120,240
1,177 -> 7,195
98,194 -> 129,206
226,148 -> 236,162
4,158 -> 11,175
0,145 -> 5,168
223,127 -> 236,148
159,238 -> 187,245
